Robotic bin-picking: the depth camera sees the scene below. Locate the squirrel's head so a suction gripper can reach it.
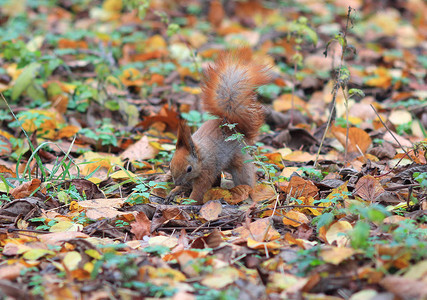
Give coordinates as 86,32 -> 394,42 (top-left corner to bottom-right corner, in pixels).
170,120 -> 201,186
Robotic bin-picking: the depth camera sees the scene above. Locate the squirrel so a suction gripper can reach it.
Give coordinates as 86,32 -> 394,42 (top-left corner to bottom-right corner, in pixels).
167,47 -> 271,204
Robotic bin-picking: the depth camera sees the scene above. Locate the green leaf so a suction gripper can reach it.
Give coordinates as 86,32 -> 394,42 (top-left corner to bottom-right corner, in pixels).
11,62 -> 41,101
316,212 -> 334,231
26,83 -> 47,102
350,221 -> 370,250
348,88 -> 365,98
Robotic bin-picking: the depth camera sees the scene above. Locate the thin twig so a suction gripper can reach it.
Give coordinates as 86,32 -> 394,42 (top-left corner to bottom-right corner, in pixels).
370,104 -> 415,163
315,6 -> 353,167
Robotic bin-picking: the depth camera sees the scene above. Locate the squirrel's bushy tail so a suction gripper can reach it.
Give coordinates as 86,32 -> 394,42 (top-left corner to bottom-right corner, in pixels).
201,47 -> 271,142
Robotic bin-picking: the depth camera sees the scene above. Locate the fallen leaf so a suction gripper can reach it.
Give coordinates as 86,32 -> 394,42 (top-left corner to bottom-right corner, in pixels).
9,178 -> 42,199
131,211 -> 151,239
355,175 -> 385,202
325,221 -> 352,247
319,246 -> 356,264
285,176 -> 319,199
283,210 -> 310,227
233,218 -> 280,242
200,200 -> 222,221
332,126 -> 372,154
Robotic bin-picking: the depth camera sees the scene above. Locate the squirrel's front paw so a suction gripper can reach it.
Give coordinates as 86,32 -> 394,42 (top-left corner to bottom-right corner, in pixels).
165,186 -> 185,204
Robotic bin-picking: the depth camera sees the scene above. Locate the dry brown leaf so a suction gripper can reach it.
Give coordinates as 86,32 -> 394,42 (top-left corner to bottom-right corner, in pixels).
10,178 -> 42,199
355,175 -> 386,202
131,211 -> 151,239
229,185 -> 252,204
233,218 -> 280,242
380,276 -> 427,299
120,135 -> 159,161
78,198 -> 128,219
0,263 -> 26,280
285,176 -> 319,199
251,183 -> 276,202
200,201 -> 222,221
192,229 -> 223,249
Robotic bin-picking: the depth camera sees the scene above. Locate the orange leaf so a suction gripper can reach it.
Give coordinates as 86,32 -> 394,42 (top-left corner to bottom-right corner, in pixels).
10,178 -> 42,199
58,39 -> 88,49
55,125 -> 80,139
203,187 -> 232,203
229,185 -> 252,204
282,210 -> 310,227
332,126 -> 372,154
208,0 -> 225,28
251,183 -> 276,202
285,176 -> 319,199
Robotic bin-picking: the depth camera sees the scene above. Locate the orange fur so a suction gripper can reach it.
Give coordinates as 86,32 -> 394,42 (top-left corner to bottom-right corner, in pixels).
202,47 -> 271,142
168,48 -> 271,204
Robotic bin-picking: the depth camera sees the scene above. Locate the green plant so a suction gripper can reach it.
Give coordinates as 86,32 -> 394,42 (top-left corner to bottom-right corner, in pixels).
142,245 -> 170,256
73,212 -> 95,225
396,122 -> 412,136
413,172 -> 427,189
315,7 -> 365,164
127,180 -> 168,205
289,246 -> 324,276
181,198 -> 198,205
0,194 -> 11,205
115,219 -> 129,228
29,217 -> 59,231
28,274 -> 44,296
298,166 -> 325,181
181,110 -> 217,128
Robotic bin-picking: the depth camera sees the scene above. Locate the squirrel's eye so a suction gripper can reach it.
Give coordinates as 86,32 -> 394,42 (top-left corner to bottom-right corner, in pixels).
186,165 -> 192,173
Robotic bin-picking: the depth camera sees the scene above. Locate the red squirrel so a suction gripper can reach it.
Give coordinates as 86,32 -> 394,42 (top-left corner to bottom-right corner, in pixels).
167,47 -> 271,204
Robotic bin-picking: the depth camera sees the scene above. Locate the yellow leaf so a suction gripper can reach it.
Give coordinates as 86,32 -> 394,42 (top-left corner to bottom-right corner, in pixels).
145,35 -> 167,51
103,0 -> 122,12
320,246 -> 356,265
203,187 -> 232,203
273,94 -> 307,112
247,237 -> 281,250
49,221 -> 83,232
110,169 -> 137,179
85,249 -> 102,260
63,251 -> 82,271
201,267 -> 240,289
181,86 -> 202,94
325,221 -> 352,247
22,249 -> 55,260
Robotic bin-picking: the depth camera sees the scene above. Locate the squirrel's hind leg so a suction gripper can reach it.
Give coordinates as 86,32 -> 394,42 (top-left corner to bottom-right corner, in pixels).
229,153 -> 256,187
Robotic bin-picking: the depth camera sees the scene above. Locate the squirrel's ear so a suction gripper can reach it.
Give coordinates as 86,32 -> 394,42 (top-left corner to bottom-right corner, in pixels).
176,120 -> 197,157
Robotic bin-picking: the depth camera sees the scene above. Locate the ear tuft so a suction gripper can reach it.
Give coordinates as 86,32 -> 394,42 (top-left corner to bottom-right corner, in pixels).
176,120 -> 197,157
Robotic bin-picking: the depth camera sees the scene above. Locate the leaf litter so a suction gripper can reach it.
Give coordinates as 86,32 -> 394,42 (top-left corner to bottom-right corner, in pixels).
0,0 -> 426,299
